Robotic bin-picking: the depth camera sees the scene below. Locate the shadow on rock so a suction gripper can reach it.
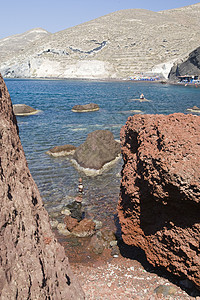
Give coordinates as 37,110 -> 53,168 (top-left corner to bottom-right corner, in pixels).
116,220 -> 200,298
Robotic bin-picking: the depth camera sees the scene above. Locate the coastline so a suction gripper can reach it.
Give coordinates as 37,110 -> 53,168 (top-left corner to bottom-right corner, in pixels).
4,76 -> 200,87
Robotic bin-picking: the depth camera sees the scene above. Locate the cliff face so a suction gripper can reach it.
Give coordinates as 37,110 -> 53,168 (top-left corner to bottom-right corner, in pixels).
169,46 -> 200,80
0,74 -> 84,299
118,113 -> 200,288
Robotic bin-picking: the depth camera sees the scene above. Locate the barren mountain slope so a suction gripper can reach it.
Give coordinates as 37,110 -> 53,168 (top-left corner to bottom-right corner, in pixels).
0,28 -> 50,62
1,4 -> 200,79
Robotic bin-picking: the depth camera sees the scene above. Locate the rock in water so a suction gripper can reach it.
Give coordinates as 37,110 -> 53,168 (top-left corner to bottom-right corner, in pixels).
73,130 -> 121,170
0,74 -> 84,299
187,106 -> 200,113
13,104 -> 40,116
118,113 -> 200,289
46,144 -> 76,156
72,103 -> 99,112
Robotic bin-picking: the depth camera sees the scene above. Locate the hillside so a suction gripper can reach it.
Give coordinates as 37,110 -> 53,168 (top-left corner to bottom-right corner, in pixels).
0,28 -> 51,62
0,3 -> 200,79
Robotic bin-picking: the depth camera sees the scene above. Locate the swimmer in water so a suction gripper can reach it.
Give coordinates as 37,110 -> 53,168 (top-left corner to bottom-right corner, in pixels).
140,93 -> 144,99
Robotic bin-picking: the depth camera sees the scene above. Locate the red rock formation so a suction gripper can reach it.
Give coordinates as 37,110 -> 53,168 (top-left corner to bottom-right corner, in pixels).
0,74 -> 84,299
118,113 -> 200,288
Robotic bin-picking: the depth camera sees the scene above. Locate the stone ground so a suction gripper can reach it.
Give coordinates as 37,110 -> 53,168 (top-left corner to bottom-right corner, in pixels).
71,251 -> 200,300
55,229 -> 200,300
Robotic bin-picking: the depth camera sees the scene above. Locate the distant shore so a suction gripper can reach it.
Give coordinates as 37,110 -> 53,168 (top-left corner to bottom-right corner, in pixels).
4,76 -> 200,87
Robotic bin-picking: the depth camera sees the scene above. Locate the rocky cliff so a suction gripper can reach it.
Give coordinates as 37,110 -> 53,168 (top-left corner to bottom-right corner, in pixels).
168,46 -> 200,80
0,74 -> 84,299
118,113 -> 200,288
1,3 -> 200,79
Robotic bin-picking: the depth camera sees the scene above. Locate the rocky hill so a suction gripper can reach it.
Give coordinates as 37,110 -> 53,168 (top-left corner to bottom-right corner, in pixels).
0,3 -> 200,79
0,28 -> 50,63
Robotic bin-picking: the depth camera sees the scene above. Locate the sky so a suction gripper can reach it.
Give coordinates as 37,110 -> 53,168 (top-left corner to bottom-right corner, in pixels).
1,0 -> 199,39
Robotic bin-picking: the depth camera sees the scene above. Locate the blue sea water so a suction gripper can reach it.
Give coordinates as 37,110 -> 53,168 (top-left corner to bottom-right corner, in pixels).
5,79 -> 200,227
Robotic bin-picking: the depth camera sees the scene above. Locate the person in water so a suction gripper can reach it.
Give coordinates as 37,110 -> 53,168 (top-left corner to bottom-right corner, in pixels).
140,93 -> 144,99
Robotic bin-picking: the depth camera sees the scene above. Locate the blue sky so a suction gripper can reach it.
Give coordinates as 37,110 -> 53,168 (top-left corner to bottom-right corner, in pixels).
1,0 -> 199,39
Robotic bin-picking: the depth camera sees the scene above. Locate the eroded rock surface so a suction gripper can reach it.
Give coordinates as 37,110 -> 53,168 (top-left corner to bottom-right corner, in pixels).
118,113 -> 200,289
0,74 -> 84,299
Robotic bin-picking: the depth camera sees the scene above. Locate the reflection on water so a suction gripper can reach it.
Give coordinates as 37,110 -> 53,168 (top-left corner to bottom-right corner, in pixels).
5,79 -> 200,229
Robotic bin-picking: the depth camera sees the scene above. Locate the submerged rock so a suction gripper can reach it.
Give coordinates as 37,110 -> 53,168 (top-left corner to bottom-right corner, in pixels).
13,103 -> 40,116
72,103 -> 99,112
73,130 -> 121,170
0,74 -> 84,299
118,113 -> 200,289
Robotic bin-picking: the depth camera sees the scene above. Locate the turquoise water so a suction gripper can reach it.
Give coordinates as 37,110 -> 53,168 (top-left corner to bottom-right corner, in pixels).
5,79 -> 200,227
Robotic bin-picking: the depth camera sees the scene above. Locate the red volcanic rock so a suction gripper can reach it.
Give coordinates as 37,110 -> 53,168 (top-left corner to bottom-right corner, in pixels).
0,74 -> 84,299
72,219 -> 96,237
118,113 -> 200,289
64,215 -> 79,231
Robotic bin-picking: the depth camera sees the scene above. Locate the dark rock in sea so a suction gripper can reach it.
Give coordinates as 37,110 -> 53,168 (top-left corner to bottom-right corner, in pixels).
168,45 -> 200,80
0,74 -> 84,299
46,144 -> 76,156
13,103 -> 40,116
72,103 -> 99,112
73,130 -> 121,170
118,113 -> 200,289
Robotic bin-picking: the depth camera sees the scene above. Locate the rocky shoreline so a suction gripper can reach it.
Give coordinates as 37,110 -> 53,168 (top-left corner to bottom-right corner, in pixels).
1,71 -> 200,299
55,223 -> 200,299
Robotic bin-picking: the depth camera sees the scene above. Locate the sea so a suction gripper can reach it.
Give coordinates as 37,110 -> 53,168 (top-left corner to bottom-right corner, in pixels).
5,78 -> 200,230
